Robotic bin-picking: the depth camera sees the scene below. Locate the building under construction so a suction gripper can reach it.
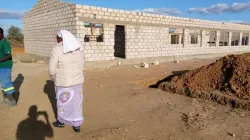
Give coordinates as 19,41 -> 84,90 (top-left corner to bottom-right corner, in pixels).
23,0 -> 250,61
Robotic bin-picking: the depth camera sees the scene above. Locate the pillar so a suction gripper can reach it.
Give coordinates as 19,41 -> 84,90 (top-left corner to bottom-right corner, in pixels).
179,33 -> 182,45
165,28 -> 170,45
239,32 -> 243,46
200,30 -> 206,47
183,29 -> 189,47
197,33 -> 201,47
216,31 -> 220,47
229,32 -> 232,46
169,33 -> 172,45
248,33 -> 250,46
188,35 -> 190,44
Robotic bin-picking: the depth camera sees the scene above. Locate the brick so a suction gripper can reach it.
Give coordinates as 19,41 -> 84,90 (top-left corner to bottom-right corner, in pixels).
82,5 -> 90,10
108,9 -> 114,12
103,16 -> 109,19
102,8 -> 108,12
75,5 -> 82,9
90,6 -> 97,10
104,12 -> 110,16
98,11 -> 104,15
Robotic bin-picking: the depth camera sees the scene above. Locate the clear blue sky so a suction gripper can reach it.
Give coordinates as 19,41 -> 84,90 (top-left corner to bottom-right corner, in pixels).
0,0 -> 250,33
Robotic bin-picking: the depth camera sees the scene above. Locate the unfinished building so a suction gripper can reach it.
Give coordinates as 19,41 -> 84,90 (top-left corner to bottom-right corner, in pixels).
23,0 -> 250,62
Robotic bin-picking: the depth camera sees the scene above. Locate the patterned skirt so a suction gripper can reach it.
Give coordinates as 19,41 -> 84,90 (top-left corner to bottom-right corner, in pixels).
55,84 -> 84,127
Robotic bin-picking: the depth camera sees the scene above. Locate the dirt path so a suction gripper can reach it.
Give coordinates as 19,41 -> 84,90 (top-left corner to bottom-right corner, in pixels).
1,58 -> 250,140
12,48 -> 24,55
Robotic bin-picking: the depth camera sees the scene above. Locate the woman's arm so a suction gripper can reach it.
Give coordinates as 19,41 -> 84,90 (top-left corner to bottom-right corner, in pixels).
0,54 -> 11,62
48,47 -> 59,81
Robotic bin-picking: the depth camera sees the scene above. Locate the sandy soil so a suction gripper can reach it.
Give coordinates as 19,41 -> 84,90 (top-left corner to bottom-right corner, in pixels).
1,58 -> 250,140
12,48 -> 24,55
163,53 -> 250,100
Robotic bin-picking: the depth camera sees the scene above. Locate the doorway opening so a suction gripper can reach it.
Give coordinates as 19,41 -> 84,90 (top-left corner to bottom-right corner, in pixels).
114,25 -> 125,58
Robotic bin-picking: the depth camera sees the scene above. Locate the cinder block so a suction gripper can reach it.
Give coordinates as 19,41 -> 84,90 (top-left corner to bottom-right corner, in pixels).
75,4 -> 82,9
98,12 -> 104,15
102,8 -> 108,12
20,54 -> 36,63
108,9 -> 114,12
90,6 -> 97,10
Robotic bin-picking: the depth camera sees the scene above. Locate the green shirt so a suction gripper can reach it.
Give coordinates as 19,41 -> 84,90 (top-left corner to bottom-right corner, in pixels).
0,38 -> 13,68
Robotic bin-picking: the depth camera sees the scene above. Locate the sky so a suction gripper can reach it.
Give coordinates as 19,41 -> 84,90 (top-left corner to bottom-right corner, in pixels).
0,0 -> 250,33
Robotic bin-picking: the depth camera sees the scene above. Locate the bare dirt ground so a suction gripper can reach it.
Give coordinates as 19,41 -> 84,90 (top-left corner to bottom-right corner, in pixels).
12,47 -> 24,55
1,58 -> 250,140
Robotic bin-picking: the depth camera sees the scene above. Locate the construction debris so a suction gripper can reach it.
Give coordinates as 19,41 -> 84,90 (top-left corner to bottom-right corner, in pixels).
133,65 -> 141,68
228,133 -> 236,137
153,61 -> 160,65
140,62 -> 149,68
173,60 -> 180,63
36,61 -> 45,64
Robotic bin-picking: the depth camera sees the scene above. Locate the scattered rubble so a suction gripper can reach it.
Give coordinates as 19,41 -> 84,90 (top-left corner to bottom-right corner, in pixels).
173,60 -> 180,63
140,62 -> 149,68
36,60 -> 45,64
153,61 -> 160,65
173,56 -> 180,63
133,65 -> 141,68
133,62 -> 150,68
228,133 -> 236,137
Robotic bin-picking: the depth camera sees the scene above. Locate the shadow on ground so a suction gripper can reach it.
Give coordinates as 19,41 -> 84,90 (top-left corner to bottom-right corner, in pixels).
16,105 -> 54,140
44,80 -> 57,119
149,70 -> 189,88
13,74 -> 24,103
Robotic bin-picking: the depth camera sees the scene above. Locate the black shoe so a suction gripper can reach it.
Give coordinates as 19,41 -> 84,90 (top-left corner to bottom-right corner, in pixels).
53,121 -> 65,128
4,94 -> 17,107
73,126 -> 80,133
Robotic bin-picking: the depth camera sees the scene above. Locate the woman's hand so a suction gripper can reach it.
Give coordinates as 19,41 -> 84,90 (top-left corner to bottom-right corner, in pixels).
49,74 -> 55,81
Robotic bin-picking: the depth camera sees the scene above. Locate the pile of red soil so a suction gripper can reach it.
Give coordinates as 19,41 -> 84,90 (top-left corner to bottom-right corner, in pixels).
159,53 -> 250,100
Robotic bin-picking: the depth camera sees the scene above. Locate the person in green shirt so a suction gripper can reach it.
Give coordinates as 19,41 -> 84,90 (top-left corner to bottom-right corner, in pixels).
0,27 -> 16,107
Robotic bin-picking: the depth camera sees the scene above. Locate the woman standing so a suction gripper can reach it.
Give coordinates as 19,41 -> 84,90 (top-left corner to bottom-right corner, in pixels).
49,30 -> 84,132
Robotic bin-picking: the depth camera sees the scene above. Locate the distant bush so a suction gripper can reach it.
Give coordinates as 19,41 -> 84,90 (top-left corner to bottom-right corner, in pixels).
7,26 -> 24,44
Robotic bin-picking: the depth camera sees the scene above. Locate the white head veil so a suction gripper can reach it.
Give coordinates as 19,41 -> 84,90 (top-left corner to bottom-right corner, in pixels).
57,30 -> 83,54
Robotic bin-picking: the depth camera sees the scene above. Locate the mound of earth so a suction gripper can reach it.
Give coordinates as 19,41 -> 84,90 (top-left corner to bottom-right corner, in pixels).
159,53 -> 250,100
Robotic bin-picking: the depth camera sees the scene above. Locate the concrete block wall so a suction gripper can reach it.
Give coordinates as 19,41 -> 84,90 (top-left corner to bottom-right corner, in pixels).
72,3 -> 250,60
203,30 -> 211,47
183,29 -> 190,46
125,25 -> 169,59
73,4 -> 250,31
200,30 -> 206,47
23,0 -> 78,57
76,22 -> 115,61
248,33 -> 250,46
229,32 -> 234,46
24,0 -> 250,62
239,32 -> 243,46
216,31 -> 221,47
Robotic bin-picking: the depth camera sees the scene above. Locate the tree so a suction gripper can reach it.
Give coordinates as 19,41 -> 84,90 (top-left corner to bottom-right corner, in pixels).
7,26 -> 24,43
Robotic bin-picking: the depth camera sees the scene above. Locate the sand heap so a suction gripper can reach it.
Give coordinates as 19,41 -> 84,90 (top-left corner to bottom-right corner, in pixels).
159,53 -> 250,100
